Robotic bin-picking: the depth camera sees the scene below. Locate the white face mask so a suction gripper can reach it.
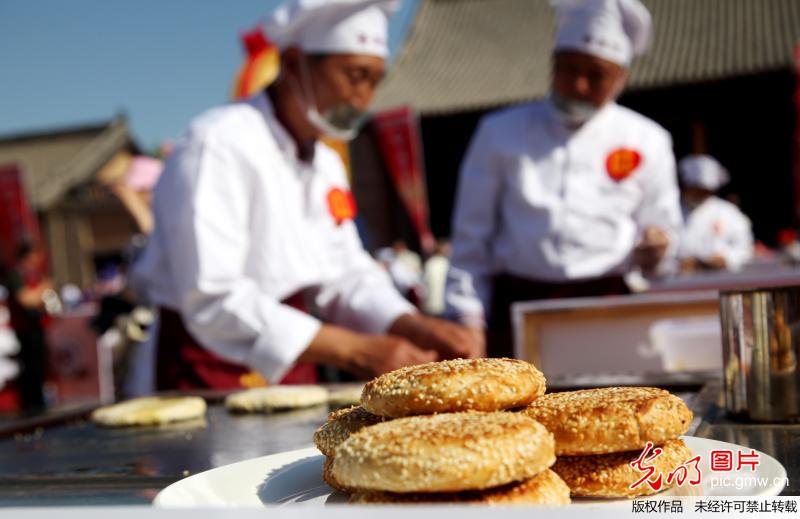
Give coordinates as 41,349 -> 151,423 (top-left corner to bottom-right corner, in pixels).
549,91 -> 599,126
296,55 -> 367,141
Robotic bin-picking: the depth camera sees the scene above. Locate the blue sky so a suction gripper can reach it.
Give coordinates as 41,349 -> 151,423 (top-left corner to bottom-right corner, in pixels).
0,0 -> 417,150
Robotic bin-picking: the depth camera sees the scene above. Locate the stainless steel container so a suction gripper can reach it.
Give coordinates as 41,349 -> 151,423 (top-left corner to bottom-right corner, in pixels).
720,286 -> 800,422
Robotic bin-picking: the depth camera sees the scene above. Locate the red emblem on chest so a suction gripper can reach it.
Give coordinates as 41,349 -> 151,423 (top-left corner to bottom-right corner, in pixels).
327,187 -> 357,225
605,148 -> 642,182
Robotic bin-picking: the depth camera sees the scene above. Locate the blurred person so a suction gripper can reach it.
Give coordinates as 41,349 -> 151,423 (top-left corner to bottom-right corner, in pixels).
677,155 -> 753,272
776,229 -> 800,265
0,287 -> 21,393
423,240 -> 450,316
445,0 -> 682,357
132,0 -> 482,391
2,242 -> 52,411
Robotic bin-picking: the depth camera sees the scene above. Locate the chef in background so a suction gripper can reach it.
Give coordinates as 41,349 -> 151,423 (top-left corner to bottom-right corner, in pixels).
678,154 -> 753,272
133,0 -> 481,391
445,0 -> 682,357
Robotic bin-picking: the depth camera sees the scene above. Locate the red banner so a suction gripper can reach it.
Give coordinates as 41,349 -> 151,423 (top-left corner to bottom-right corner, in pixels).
0,164 -> 40,269
371,107 -> 435,254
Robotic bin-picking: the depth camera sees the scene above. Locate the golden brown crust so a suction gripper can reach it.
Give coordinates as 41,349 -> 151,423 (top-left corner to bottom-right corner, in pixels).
361,358 -> 546,418
349,469 -> 570,505
332,412 -> 555,493
552,439 -> 694,498
521,387 -> 693,455
322,456 -> 352,493
313,406 -> 388,457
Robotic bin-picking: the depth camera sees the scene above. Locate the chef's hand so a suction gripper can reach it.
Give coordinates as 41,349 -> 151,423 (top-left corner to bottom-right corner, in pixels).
633,225 -> 670,273
15,279 -> 54,310
703,255 -> 727,270
300,324 -> 437,379
388,313 -> 486,360
348,335 -> 438,378
680,257 -> 699,273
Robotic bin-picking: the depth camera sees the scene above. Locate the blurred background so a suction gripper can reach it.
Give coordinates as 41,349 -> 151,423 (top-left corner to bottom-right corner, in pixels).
1,0 -> 799,414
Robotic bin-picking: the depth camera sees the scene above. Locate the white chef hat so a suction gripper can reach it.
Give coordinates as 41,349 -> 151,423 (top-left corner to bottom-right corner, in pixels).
553,0 -> 651,66
679,155 -> 730,191
264,0 -> 400,59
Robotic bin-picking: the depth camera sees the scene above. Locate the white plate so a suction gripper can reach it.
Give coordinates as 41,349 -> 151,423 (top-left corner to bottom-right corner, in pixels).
154,436 -> 787,507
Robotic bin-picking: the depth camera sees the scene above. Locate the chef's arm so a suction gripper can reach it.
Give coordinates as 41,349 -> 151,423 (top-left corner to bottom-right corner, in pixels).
444,119 -> 503,327
298,323 -> 436,379
310,226 -> 484,361
723,216 -> 755,271
387,312 -> 485,359
633,135 -> 683,275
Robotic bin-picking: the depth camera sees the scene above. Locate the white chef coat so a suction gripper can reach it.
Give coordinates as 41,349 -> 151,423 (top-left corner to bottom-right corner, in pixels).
679,196 -> 753,271
132,93 -> 414,383
446,100 -> 682,323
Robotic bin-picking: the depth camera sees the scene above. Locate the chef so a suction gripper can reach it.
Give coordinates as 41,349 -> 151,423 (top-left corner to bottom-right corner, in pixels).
445,0 -> 682,357
677,155 -> 753,272
132,0 -> 481,390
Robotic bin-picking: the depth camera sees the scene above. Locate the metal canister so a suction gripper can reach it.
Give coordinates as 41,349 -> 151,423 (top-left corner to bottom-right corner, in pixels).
720,286 -> 800,422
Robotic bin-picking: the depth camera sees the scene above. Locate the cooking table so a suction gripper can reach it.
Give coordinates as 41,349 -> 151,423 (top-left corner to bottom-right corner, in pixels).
0,380 -> 796,506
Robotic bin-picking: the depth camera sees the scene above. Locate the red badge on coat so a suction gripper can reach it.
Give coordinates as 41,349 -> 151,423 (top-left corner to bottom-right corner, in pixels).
327,187 -> 357,225
605,148 -> 642,182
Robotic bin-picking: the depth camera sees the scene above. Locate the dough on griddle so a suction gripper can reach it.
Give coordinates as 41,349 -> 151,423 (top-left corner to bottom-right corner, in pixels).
225,385 -> 329,413
327,384 -> 365,407
91,396 -> 207,427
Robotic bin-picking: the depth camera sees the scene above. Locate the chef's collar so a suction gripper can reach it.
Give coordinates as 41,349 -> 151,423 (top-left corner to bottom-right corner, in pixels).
257,91 -> 317,163
543,95 -> 615,132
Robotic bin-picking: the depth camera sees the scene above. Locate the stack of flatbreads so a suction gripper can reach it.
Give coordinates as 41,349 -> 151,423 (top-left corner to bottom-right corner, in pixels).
522,387 -> 694,498
313,358 -> 570,505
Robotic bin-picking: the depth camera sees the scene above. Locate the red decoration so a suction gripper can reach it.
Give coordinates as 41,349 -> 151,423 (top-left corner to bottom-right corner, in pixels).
232,26 -> 280,100
327,188 -> 357,225
605,148 -> 642,182
371,107 -> 436,254
0,164 -> 40,270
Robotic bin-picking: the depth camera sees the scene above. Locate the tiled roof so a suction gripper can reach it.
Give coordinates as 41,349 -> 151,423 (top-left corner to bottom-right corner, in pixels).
0,117 -> 134,209
372,0 -> 800,114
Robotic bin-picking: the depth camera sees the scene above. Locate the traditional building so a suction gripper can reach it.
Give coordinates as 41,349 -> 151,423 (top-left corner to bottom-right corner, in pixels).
0,117 -> 141,287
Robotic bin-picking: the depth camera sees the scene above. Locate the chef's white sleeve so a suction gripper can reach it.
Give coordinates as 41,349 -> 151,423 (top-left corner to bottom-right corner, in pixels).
634,133 -> 683,275
310,222 -> 416,334
723,212 -> 754,270
157,131 -> 321,384
444,119 -> 503,326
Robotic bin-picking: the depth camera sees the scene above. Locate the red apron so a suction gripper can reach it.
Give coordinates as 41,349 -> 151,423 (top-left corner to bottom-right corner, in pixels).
156,293 -> 318,391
